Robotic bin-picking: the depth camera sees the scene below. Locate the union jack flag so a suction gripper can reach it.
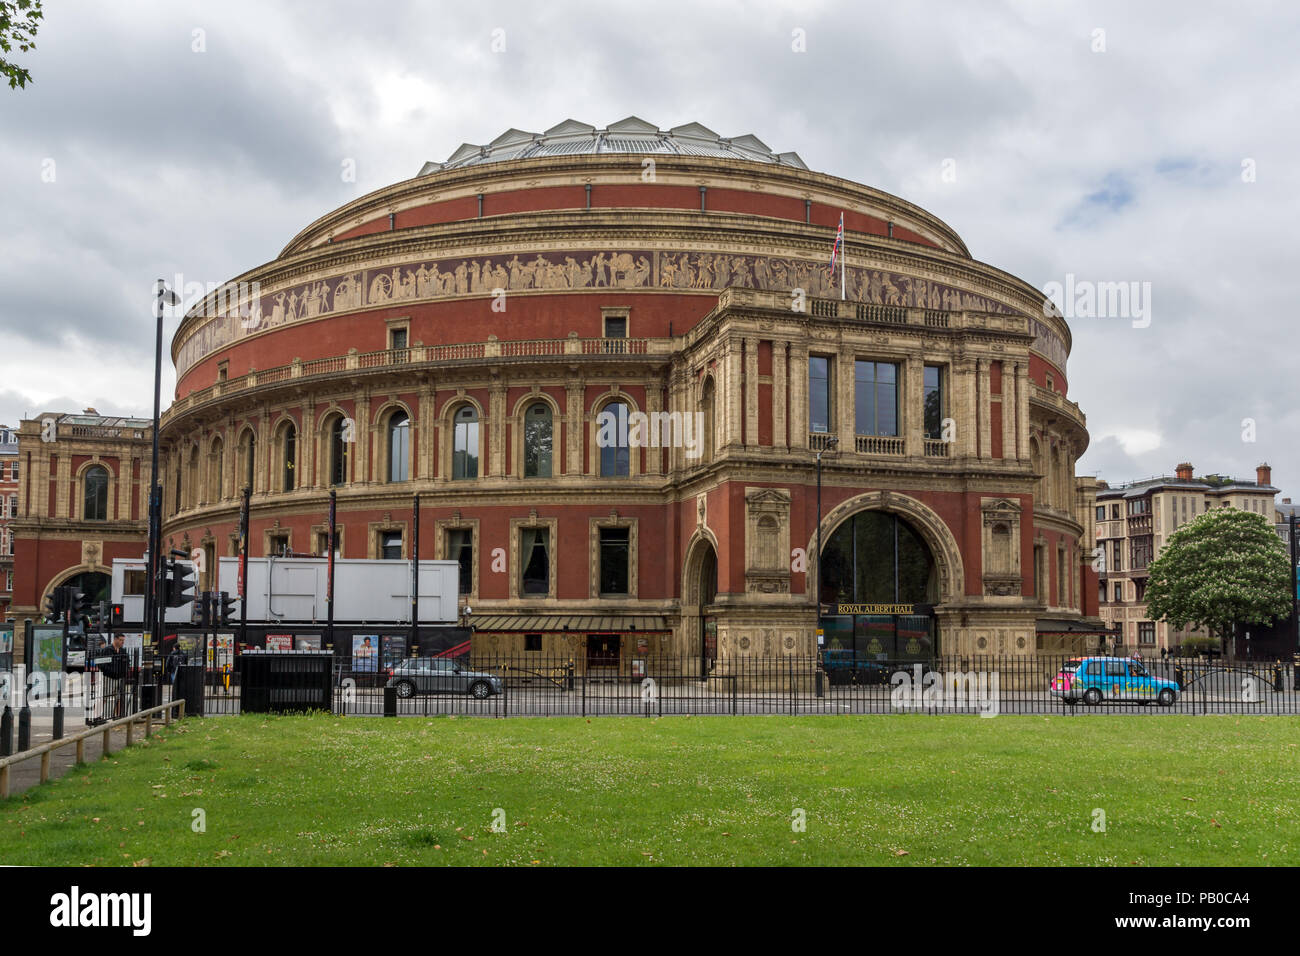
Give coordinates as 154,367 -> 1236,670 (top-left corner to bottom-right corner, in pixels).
829,212 -> 844,273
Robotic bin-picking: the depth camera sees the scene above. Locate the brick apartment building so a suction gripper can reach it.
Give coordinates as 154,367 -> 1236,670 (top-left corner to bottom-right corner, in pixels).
8,410 -> 152,652
0,424 -> 18,622
1096,462 -> 1279,653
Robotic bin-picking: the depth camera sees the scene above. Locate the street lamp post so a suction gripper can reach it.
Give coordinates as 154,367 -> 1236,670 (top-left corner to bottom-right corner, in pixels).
814,435 -> 839,640
147,281 -> 180,651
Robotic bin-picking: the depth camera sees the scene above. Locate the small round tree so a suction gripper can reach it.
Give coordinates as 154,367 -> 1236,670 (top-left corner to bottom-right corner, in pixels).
1144,507 -> 1291,655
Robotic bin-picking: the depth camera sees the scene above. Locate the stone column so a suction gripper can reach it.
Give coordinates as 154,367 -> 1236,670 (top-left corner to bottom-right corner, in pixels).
1002,361 -> 1018,461
355,392 -> 371,483
744,337 -> 759,447
904,354 -> 923,458
566,376 -> 584,476
256,409 -> 270,494
300,400 -> 315,488
836,348 -> 854,451
488,379 -> 506,477
645,380 -> 663,475
789,343 -> 809,449
725,336 -> 743,450
977,359 -> 991,460
1017,361 -> 1030,463
773,341 -> 788,449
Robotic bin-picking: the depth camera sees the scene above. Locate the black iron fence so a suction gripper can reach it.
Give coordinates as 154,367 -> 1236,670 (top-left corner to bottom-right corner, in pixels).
37,649 -> 1300,723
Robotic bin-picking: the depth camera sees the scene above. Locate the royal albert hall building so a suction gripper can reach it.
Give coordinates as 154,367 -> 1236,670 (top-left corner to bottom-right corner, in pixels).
158,117 -> 1102,671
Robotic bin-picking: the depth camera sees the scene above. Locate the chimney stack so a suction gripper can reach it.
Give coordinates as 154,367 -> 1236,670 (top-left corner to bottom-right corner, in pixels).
1175,462 -> 1194,480
1256,463 -> 1272,486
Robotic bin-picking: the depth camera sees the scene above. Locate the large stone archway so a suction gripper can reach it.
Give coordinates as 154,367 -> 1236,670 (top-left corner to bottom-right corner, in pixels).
677,529 -> 719,667
807,491 -> 964,607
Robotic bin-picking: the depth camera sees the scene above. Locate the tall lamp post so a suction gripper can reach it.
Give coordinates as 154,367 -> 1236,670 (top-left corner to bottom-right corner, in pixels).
146,280 -> 181,649
814,435 -> 839,641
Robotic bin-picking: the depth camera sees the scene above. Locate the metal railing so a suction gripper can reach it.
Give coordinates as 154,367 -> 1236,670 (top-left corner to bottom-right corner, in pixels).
0,698 -> 185,798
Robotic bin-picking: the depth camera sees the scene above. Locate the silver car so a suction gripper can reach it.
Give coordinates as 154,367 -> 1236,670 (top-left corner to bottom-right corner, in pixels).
386,658 -> 503,700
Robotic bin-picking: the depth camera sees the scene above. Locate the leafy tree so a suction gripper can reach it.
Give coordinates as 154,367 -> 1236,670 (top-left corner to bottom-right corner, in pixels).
1144,507 -> 1291,654
1,0 -> 43,90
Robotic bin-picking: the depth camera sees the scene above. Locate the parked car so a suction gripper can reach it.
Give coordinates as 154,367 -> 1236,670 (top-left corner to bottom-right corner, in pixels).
1048,658 -> 1084,700
386,658 -> 503,699
1068,656 -> 1179,706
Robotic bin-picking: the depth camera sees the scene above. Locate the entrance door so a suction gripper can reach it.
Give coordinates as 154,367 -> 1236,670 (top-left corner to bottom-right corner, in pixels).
587,634 -> 621,672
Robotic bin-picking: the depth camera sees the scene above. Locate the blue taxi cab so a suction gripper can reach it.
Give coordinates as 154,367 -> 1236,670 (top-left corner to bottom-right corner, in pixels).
1068,656 -> 1179,706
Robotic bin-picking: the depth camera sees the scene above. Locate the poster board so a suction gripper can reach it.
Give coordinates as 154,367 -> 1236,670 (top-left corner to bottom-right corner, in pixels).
352,634 -> 378,672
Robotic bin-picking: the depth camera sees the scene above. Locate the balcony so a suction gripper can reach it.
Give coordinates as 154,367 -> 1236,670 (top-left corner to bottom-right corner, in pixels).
923,439 -> 951,458
855,435 -> 904,456
809,432 -> 837,451
166,336 -> 673,424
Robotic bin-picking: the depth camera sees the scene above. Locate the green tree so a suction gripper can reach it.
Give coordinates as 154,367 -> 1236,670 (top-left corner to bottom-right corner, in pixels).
1144,507 -> 1291,654
1,0 -> 43,90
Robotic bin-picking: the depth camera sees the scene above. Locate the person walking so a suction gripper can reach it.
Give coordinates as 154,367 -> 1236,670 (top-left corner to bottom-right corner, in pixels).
99,634 -> 129,720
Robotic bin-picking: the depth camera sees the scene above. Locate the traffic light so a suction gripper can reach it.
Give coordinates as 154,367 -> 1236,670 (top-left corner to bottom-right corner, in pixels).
69,588 -> 92,627
191,591 -> 212,627
111,603 -> 124,626
218,591 -> 238,627
165,559 -> 196,608
42,587 -> 68,622
87,600 -> 109,634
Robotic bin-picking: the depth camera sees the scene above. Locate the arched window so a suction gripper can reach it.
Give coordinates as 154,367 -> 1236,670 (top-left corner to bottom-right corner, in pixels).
523,402 -> 552,478
210,437 -> 224,501
452,406 -> 479,480
388,410 -> 410,482
598,401 -> 630,477
757,515 -> 780,569
330,416 -> 349,486
239,429 -> 256,493
187,445 -> 199,508
280,422 -> 297,492
699,379 -> 716,462
83,465 -> 109,521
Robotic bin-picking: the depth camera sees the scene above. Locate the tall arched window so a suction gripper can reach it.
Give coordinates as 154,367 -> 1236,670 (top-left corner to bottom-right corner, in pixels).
279,421 -> 297,492
452,406 -> 479,480
699,378 -> 716,462
187,445 -> 199,508
598,401 -> 630,477
210,437 -> 224,501
83,465 -> 108,521
523,402 -> 552,478
240,429 -> 256,493
330,416 -> 349,486
388,410 -> 410,482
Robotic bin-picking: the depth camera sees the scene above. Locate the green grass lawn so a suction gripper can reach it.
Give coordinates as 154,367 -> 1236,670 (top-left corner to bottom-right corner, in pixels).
2,714 -> 1298,866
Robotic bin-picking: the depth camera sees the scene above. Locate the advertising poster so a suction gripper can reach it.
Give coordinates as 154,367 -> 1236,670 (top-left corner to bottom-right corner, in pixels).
296,634 -> 322,651
352,634 -> 378,672
176,633 -> 199,658
266,634 -> 294,651
381,635 -> 407,670
206,634 -> 234,668
33,626 -> 65,672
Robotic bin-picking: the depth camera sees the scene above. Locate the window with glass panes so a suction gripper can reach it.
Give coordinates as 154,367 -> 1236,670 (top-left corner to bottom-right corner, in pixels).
808,356 -> 831,433
448,529 -> 473,594
922,365 -> 944,439
380,531 -> 402,560
599,527 -> 630,595
854,361 -> 898,436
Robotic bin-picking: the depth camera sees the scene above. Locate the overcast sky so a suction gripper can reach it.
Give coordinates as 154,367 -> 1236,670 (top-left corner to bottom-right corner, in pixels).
2,0 -> 1296,496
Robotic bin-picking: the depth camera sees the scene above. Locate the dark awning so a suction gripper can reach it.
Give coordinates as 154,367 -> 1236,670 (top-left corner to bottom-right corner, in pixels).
470,614 -> 671,633
1036,618 -> 1120,636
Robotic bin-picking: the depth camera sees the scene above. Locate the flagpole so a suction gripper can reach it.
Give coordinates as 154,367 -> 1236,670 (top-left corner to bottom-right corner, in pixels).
840,213 -> 846,301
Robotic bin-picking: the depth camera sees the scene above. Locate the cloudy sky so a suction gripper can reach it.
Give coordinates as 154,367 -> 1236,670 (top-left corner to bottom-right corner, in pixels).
2,0 -> 1296,495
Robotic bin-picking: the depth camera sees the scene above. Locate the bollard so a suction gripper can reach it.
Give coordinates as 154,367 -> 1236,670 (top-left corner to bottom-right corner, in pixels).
53,703 -> 64,740
0,706 -> 11,756
566,661 -> 575,691
383,686 -> 397,717
17,704 -> 30,752
814,668 -> 824,698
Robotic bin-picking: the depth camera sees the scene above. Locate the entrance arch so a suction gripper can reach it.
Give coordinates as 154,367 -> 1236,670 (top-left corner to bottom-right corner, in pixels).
809,491 -> 964,606
681,530 -> 719,674
810,492 -> 964,663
